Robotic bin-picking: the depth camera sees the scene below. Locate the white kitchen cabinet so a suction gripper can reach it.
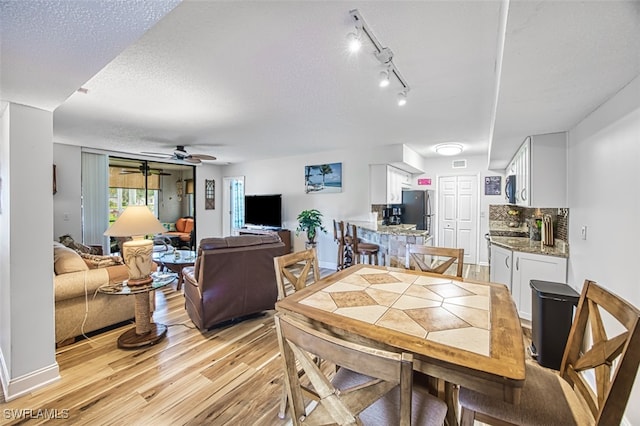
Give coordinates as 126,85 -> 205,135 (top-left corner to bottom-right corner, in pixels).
490,244 -> 512,291
511,252 -> 567,321
506,133 -> 567,207
370,165 -> 411,205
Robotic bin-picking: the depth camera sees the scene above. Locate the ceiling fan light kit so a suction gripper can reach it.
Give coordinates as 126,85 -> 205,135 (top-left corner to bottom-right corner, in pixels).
348,9 -> 410,106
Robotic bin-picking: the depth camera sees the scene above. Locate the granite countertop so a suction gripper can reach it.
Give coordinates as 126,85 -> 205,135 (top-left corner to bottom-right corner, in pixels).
348,221 -> 429,236
490,236 -> 569,258
489,220 -> 528,237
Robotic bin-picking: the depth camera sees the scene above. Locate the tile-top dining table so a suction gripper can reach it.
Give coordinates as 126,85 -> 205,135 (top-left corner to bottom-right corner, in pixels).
275,264 -> 525,425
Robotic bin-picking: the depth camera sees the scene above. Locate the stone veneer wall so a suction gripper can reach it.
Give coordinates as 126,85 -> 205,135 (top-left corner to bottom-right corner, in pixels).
489,205 -> 568,241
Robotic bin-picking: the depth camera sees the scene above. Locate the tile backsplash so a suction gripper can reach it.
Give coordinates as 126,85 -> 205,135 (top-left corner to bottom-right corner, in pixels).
489,205 -> 568,241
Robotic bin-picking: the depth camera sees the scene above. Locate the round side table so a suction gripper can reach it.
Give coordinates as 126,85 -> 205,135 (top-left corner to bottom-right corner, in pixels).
98,272 -> 177,349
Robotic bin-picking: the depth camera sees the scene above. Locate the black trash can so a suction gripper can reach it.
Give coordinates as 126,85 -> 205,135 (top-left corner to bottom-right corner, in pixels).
529,280 -> 580,370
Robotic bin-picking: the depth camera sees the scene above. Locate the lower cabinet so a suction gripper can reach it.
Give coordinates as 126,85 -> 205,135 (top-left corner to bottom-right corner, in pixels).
511,252 -> 567,321
490,244 -> 567,321
490,244 -> 512,291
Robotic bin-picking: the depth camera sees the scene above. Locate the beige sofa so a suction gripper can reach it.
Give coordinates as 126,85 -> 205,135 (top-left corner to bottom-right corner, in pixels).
53,241 -> 136,345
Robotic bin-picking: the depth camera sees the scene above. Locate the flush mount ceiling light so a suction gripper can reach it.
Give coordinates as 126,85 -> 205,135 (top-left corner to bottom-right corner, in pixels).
348,9 -> 411,106
435,143 -> 463,156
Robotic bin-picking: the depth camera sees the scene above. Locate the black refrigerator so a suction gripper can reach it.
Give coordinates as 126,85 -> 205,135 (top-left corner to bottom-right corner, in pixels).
401,190 -> 434,232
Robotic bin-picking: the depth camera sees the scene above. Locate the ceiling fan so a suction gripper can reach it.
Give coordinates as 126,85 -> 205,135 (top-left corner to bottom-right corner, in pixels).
142,145 -> 216,164
120,164 -> 171,176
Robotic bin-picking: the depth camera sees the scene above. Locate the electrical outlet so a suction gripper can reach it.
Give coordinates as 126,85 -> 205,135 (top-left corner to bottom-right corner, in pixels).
581,226 -> 587,240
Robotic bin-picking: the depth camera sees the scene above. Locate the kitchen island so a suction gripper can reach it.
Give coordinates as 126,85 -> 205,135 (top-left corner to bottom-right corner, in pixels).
347,221 -> 431,267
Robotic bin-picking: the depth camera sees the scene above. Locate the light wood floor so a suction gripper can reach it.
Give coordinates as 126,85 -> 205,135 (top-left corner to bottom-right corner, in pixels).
0,264 -> 489,425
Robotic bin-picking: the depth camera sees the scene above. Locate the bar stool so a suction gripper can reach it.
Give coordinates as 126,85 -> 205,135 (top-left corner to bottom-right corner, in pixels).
349,224 -> 380,265
332,220 -> 353,270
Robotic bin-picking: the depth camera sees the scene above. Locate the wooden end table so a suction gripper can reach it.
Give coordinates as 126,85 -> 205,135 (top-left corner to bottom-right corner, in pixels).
153,250 -> 196,290
98,272 -> 177,349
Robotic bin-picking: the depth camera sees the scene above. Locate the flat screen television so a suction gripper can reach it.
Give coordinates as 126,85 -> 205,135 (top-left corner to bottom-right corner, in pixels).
244,194 -> 282,229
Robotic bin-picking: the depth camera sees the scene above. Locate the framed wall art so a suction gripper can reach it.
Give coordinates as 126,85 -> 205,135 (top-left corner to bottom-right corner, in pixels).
484,176 -> 501,195
205,179 -> 215,209
304,162 -> 342,194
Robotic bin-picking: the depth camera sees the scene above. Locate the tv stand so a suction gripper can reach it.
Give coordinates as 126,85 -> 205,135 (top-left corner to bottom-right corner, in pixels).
239,228 -> 292,253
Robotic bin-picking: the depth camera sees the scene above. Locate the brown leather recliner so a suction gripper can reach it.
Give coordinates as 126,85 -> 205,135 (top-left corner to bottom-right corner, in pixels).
182,234 -> 285,330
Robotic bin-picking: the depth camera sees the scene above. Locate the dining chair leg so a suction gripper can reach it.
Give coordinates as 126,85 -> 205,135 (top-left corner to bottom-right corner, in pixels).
278,387 -> 288,419
445,381 -> 459,426
459,406 -> 475,426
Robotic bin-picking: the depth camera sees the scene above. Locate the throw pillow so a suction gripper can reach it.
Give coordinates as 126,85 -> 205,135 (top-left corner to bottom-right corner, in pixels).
79,252 -> 124,269
53,245 -> 89,274
58,234 -> 100,255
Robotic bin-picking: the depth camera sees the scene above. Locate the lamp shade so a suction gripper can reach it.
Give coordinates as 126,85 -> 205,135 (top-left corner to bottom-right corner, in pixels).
104,205 -> 165,237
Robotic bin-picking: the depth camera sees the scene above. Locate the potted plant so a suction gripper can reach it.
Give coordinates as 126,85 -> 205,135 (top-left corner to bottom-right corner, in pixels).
296,209 -> 327,244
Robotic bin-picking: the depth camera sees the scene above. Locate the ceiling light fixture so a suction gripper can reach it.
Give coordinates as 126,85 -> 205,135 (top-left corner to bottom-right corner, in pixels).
348,9 -> 410,106
346,27 -> 362,52
379,69 -> 390,88
435,143 -> 464,156
397,91 -> 407,106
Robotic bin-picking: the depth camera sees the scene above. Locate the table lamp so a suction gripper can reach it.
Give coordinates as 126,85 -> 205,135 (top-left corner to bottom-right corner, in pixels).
104,205 -> 166,286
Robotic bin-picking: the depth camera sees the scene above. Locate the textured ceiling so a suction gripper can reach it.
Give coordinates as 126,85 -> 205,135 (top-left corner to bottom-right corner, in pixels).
2,1 -> 639,168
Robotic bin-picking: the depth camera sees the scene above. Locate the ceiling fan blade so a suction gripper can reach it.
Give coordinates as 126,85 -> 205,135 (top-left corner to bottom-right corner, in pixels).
120,170 -> 141,175
141,151 -> 172,158
184,157 -> 201,164
191,154 -> 217,160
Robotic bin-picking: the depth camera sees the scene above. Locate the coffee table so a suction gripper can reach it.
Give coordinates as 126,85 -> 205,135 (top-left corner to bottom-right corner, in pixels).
98,272 -> 177,349
153,250 -> 196,290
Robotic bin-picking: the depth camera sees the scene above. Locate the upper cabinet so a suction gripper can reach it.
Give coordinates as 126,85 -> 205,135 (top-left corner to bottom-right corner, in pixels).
506,132 -> 567,207
370,164 -> 411,205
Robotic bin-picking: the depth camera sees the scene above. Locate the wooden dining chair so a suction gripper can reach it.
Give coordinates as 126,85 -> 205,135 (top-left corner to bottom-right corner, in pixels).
273,248 -> 321,418
273,248 -> 320,301
459,279 -> 640,426
405,245 -> 464,278
275,313 -> 448,425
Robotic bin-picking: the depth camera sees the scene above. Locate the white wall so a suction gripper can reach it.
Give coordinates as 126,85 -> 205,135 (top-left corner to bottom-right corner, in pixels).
567,75 -> 640,425
0,103 -> 59,400
412,154 -> 505,265
193,163 -> 223,242
53,143 -> 82,240
222,145 -> 405,267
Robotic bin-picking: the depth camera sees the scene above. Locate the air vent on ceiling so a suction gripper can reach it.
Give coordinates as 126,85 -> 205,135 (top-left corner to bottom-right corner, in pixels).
452,159 -> 467,169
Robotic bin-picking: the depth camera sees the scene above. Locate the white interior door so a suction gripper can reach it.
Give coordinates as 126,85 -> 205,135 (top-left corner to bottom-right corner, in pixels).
439,177 -> 457,248
437,175 -> 478,264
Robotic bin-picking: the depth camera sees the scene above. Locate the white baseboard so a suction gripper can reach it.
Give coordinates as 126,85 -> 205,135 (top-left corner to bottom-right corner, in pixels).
318,261 -> 336,272
0,346 -> 60,401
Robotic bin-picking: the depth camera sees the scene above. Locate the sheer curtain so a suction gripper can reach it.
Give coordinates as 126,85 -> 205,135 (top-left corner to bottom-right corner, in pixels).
81,152 -> 109,250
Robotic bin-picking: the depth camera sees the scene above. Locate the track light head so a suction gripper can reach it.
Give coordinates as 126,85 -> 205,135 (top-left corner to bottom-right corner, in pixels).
397,91 -> 407,106
379,70 -> 390,88
347,30 -> 362,52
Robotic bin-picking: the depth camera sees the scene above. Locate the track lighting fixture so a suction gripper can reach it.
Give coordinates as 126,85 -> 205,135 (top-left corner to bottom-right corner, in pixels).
397,91 -> 407,106
348,9 -> 411,106
347,27 -> 362,52
379,69 -> 390,88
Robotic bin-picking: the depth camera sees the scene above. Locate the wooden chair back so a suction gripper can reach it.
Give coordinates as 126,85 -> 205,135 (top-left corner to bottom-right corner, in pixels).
333,219 -> 345,244
274,248 -> 320,300
560,280 -> 640,425
275,313 -> 414,426
405,245 -> 464,278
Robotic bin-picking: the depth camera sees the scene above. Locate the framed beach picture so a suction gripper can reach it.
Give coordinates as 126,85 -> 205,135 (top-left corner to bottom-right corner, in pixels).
304,162 -> 342,194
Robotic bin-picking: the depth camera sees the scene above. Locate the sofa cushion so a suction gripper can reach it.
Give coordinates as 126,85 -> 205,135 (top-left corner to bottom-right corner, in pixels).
54,244 -> 89,275
199,235 -> 281,251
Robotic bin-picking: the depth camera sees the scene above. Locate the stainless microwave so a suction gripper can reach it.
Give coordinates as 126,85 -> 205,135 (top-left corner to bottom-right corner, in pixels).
505,175 -> 516,204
